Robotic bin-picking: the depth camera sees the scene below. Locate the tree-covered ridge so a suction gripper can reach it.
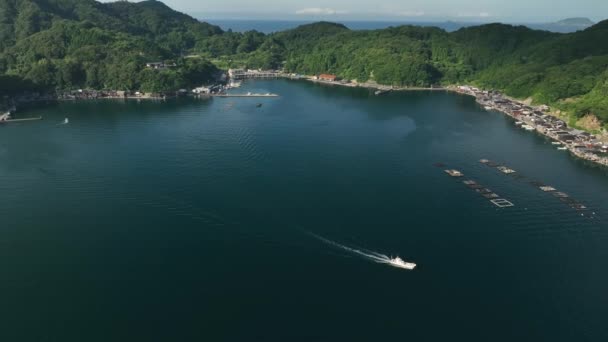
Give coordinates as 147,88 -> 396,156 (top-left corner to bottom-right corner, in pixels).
0,0 -> 224,92
247,20 -> 608,123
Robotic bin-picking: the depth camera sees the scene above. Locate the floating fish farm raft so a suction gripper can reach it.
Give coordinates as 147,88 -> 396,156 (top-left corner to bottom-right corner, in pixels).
445,169 -> 464,177
439,165 -> 514,208
479,158 -> 593,214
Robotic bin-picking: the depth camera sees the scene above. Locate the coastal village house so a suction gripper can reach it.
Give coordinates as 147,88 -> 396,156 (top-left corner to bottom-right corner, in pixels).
318,74 -> 337,82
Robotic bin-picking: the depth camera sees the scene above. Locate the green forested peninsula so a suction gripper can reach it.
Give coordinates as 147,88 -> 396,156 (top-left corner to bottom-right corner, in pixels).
1,0 -> 607,124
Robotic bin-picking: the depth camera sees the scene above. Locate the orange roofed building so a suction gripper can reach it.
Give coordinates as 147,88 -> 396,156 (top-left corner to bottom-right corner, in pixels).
318,74 -> 337,82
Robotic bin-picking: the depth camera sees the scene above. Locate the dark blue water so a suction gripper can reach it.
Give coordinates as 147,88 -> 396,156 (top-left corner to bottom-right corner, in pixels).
1,80 -> 607,341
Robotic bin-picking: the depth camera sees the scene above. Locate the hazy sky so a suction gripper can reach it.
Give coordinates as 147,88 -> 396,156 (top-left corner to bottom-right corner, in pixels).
141,0 -> 608,22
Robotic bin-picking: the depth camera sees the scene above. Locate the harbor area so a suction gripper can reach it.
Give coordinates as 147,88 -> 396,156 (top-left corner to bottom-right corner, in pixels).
455,85 -> 608,167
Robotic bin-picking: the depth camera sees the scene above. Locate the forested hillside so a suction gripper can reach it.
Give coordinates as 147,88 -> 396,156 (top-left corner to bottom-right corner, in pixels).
0,0 -> 607,125
259,20 -> 608,123
0,0 -> 223,92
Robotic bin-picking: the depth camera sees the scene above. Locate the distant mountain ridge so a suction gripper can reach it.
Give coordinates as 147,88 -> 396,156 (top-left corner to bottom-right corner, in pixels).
203,18 -> 600,34
555,17 -> 595,26
527,17 -> 595,33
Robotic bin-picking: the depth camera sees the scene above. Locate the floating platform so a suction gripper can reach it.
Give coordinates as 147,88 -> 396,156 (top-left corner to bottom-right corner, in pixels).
497,166 -> 516,174
445,169 -> 464,177
441,166 -> 514,208
571,203 -> 588,211
553,192 -> 569,198
475,188 -> 493,194
491,199 -> 515,208
479,158 -> 591,213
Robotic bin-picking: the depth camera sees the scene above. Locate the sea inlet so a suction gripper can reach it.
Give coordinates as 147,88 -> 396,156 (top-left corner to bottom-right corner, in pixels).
0,79 -> 607,341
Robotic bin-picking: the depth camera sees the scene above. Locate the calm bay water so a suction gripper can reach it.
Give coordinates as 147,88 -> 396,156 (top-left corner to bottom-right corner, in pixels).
1,80 -> 608,341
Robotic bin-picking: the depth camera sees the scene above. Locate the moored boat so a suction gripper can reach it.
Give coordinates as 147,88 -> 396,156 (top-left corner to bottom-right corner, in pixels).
522,125 -> 535,131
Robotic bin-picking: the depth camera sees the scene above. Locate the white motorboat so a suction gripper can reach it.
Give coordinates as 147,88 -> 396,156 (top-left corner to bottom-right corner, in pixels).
388,257 -> 416,270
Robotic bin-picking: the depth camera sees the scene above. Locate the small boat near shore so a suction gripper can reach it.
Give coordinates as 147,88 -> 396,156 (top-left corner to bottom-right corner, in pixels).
552,141 -> 562,145
227,81 -> 242,89
375,89 -> 392,96
558,147 -> 568,151
522,125 -> 535,131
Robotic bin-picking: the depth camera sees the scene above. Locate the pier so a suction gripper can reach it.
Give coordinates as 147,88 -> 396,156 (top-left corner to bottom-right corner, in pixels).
228,69 -> 282,80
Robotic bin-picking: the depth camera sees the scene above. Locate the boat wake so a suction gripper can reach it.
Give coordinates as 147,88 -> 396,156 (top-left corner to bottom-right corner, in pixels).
308,232 -> 416,270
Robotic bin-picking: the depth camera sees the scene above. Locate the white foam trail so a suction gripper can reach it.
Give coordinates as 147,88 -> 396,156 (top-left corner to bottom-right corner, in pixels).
308,232 -> 409,269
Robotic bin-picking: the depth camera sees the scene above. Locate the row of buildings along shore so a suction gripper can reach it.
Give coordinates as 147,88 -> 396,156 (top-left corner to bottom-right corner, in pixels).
454,85 -> 608,167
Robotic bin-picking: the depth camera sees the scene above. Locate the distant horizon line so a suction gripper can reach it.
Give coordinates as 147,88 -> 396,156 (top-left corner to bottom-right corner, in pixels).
195,16 -> 603,25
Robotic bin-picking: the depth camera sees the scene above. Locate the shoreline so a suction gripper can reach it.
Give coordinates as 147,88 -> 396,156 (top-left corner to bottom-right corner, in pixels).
453,85 -> 608,168
287,75 -> 447,92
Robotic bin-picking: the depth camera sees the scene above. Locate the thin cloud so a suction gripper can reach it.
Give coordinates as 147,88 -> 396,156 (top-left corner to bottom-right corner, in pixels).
396,10 -> 426,17
295,8 -> 348,15
457,12 -> 492,18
